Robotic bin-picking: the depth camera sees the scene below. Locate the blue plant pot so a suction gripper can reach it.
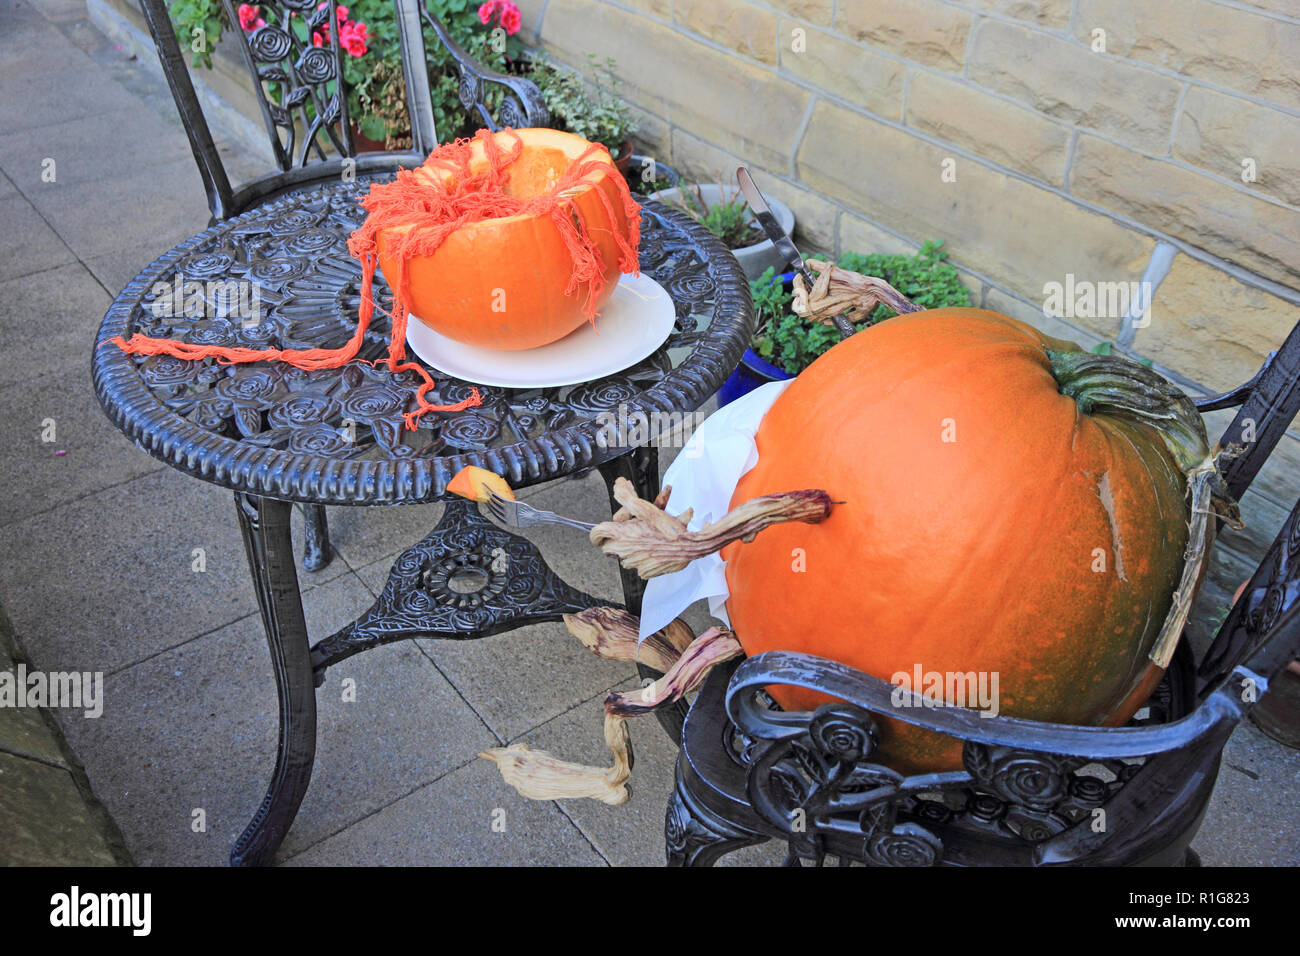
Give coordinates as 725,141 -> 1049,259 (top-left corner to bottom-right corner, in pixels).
717,348 -> 794,407
718,272 -> 796,407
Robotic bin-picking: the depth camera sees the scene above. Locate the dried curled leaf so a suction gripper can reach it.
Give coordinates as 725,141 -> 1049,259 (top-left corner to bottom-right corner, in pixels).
479,713 -> 632,806
590,477 -> 834,579
792,258 -> 921,326
606,626 -> 743,717
563,606 -> 694,673
482,623 -> 741,805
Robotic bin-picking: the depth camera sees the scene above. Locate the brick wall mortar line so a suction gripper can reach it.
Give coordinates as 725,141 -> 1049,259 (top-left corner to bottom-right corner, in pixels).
961,11 -> 981,78
533,0 -> 551,43
788,95 -> 819,180
1063,128 -> 1079,192
1202,0 -> 1300,27
1166,81 -> 1192,158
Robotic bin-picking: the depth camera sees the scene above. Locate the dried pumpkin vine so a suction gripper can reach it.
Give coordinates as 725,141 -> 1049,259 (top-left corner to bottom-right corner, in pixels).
480,478 -> 834,804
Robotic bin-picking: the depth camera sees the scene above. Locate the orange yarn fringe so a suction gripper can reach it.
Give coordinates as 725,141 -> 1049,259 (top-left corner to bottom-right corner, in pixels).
106,127 -> 643,433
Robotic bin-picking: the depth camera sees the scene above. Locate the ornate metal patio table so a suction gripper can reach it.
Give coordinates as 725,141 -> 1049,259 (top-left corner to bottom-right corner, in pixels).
91,179 -> 752,866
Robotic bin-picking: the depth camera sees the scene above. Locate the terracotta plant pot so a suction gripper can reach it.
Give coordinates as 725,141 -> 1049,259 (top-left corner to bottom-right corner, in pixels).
349,124 -> 390,154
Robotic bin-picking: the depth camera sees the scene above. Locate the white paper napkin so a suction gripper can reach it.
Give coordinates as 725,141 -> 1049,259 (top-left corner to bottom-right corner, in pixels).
639,378 -> 795,641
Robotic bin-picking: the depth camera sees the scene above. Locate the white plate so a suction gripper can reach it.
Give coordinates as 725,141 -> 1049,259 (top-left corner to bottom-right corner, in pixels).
404,273 -> 676,389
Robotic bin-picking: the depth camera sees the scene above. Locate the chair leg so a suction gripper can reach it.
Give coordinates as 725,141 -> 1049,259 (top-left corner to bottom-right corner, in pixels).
302,503 -> 331,571
666,758 -> 767,867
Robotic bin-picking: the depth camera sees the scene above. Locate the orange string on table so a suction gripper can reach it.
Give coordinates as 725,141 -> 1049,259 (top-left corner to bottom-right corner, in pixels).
106,127 -> 642,432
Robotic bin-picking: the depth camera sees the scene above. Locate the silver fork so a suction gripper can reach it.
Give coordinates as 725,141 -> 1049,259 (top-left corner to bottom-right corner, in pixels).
485,490 -> 596,533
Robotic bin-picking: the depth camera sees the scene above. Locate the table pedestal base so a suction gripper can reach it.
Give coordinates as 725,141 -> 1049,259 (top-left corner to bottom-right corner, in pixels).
230,447 -> 665,866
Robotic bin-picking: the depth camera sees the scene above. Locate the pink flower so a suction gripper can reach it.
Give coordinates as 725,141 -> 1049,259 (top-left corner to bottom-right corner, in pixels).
237,3 -> 265,31
316,1 -> 348,20
311,30 -> 325,47
477,0 -> 521,35
340,20 -> 369,57
499,3 -> 521,34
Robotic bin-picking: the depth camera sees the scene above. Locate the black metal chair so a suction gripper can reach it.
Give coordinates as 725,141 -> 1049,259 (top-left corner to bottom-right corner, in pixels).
668,319 -> 1300,866
137,0 -> 547,570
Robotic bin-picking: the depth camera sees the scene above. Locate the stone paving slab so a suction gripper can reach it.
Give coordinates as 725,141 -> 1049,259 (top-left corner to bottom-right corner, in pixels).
0,371 -> 167,527
284,755 -> 605,866
1195,723 -> 1300,866
0,195 -> 78,282
56,574 -> 499,865
0,261 -> 109,390
0,752 -> 120,865
0,604 -> 131,865
0,467 -> 252,674
0,105 -> 193,193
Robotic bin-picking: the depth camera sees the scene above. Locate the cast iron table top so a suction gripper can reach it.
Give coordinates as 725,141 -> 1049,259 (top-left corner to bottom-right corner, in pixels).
92,176 -> 753,505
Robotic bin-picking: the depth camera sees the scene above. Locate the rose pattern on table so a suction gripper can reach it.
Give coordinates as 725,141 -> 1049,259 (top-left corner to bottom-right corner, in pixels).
107,180 -> 719,468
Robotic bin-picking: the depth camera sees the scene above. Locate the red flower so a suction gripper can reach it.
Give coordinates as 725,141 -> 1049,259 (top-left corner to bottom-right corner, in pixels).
340,20 -> 369,57
311,30 -> 325,47
237,3 -> 265,31
478,0 -> 520,34
499,4 -> 521,34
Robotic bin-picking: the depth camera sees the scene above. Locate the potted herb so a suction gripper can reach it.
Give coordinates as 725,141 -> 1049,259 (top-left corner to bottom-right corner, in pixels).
718,241 -> 974,405
649,179 -> 794,280
529,52 -> 639,172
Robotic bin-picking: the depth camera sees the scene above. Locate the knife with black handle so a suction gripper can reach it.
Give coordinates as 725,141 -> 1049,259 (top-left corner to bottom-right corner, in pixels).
736,166 -> 858,340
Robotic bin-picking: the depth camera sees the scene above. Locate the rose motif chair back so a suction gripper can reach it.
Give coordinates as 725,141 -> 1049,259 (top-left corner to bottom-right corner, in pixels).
136,0 -> 546,220
670,317 -> 1300,867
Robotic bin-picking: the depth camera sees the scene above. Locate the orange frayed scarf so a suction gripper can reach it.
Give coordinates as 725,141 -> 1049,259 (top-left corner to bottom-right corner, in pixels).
107,127 -> 642,431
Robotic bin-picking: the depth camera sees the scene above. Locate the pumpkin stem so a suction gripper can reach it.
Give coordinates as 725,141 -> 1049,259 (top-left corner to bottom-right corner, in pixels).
1046,348 -> 1244,667
590,477 -> 834,579
1046,348 -> 1210,474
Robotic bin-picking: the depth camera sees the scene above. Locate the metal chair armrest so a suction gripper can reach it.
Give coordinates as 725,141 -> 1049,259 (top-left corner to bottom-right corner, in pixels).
725,650 -> 1250,760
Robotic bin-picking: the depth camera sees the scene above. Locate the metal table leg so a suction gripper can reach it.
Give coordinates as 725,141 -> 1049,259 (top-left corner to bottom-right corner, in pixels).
302,503 -> 331,572
230,492 -> 318,867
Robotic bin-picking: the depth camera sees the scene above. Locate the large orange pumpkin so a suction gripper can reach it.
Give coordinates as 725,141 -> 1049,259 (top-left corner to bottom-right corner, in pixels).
722,308 -> 1206,773
375,128 -> 639,351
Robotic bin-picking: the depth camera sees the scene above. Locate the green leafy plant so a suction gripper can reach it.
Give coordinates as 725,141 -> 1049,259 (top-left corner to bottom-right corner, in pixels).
170,0 -> 225,68
752,241 -> 974,376
167,0 -> 517,148
668,181 -> 762,250
529,52 -> 638,156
